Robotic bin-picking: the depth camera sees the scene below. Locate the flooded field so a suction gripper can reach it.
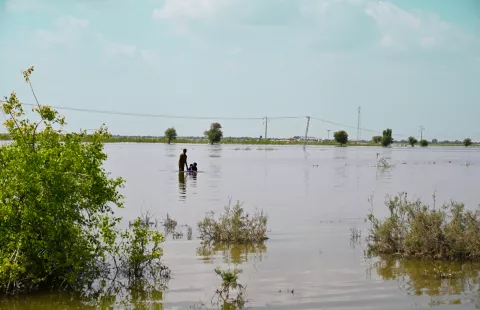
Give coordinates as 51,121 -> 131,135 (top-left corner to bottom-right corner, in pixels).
2,144 -> 480,309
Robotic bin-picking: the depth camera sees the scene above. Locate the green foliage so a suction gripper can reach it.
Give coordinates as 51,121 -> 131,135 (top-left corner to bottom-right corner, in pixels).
419,139 -> 429,147
0,67 -> 124,294
212,266 -> 246,310
119,216 -> 169,279
381,128 -> 393,147
0,67 -> 169,295
367,193 -> 480,260
408,136 -> 418,147
164,127 -> 177,144
372,136 -> 382,144
464,138 -> 472,147
204,122 -> 223,145
333,130 -> 348,146
198,200 -> 268,244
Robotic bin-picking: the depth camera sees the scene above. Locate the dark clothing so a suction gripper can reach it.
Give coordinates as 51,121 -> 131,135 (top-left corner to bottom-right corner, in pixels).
192,166 -> 198,172
178,153 -> 187,171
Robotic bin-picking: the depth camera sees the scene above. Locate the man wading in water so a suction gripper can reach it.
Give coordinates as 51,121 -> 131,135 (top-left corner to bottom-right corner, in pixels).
178,149 -> 188,171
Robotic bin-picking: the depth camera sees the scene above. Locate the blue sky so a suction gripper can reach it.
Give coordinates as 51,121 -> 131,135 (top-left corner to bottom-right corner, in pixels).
1,0 -> 479,140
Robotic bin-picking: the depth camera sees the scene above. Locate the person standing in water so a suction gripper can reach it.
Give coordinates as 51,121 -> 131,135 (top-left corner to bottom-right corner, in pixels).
178,149 -> 188,171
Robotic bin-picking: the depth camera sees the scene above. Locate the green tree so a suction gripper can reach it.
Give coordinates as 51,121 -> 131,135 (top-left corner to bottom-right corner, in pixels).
0,67 -> 168,295
419,139 -> 429,147
204,122 -> 223,145
164,127 -> 177,144
408,136 -> 418,147
381,128 -> 393,147
464,138 -> 472,147
372,136 -> 382,144
334,130 -> 348,146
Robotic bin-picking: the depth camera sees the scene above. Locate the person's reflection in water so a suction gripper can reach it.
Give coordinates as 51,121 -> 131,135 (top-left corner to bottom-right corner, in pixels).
178,172 -> 186,201
190,171 -> 198,188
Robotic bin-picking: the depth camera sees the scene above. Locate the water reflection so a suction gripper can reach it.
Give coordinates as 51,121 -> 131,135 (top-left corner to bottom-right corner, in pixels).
208,144 -> 222,158
164,144 -> 176,158
190,171 -> 198,188
0,278 -> 166,310
196,242 -> 267,265
178,172 -> 186,200
370,257 -> 480,308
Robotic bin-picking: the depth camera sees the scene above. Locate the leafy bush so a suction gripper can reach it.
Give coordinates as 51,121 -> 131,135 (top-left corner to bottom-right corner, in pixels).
372,136 -> 382,144
381,128 -> 393,147
419,139 -> 429,147
212,267 -> 246,310
164,127 -> 177,144
408,136 -> 418,147
204,122 -> 223,145
367,193 -> 480,259
334,130 -> 348,146
0,67 -> 168,295
464,138 -> 472,147
119,217 -> 169,279
198,201 -> 268,243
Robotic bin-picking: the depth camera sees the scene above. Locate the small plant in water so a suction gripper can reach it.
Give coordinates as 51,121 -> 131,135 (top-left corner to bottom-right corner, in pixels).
367,192 -> 480,260
163,213 -> 178,235
376,156 -> 395,169
212,266 -> 246,310
198,200 -> 268,243
350,224 -> 362,243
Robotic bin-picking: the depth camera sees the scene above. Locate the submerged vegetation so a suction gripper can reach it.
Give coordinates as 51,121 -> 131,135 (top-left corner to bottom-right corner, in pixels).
367,193 -> 480,260
0,67 -> 168,295
198,201 -> 268,244
212,266 -> 247,310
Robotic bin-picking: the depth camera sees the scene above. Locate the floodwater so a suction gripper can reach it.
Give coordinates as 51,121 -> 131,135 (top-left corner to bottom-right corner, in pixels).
2,144 -> 480,309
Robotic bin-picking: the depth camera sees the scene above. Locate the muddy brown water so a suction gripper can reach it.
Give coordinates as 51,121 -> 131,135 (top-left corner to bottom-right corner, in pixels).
2,144 -> 480,309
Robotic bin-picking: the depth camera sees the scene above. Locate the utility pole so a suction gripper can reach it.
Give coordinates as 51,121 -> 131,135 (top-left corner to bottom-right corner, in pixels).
327,129 -> 331,140
419,126 -> 425,140
303,116 -> 310,150
264,117 -> 268,140
357,106 -> 361,141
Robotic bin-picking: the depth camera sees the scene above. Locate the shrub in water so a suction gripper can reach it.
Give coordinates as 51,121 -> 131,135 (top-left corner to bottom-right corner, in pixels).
0,67 -> 168,295
198,200 -> 268,244
212,266 -> 246,310
367,193 -> 480,260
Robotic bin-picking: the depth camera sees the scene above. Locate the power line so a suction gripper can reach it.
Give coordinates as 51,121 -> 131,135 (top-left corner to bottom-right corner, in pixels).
2,100 -> 295,121
1,99 -> 410,137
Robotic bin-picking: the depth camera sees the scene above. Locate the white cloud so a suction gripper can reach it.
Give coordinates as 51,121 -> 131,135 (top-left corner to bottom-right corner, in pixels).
364,1 -> 479,53
5,0 -> 47,12
140,49 -> 159,61
96,33 -> 137,57
152,0 -> 233,21
35,16 -> 90,46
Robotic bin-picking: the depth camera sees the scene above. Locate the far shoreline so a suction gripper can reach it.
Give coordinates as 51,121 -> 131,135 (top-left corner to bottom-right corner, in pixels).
1,136 -> 475,148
